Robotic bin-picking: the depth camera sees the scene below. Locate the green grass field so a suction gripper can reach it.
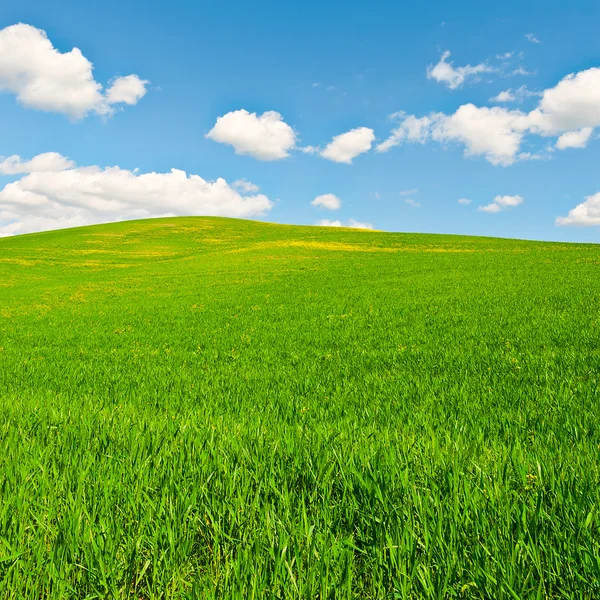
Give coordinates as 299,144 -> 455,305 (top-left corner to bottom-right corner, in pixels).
1,217 -> 600,599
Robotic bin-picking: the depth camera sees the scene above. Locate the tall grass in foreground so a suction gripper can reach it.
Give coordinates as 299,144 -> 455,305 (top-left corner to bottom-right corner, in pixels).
1,217 -> 599,598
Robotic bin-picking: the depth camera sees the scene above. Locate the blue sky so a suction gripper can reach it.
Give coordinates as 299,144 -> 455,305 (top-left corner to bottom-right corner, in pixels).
1,0 -> 600,240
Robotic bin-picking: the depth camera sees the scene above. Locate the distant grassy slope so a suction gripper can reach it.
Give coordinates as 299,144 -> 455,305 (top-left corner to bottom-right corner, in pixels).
1,217 -> 600,599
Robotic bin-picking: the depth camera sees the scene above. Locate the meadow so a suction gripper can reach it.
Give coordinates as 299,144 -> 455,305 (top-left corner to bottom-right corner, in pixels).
1,216 -> 599,599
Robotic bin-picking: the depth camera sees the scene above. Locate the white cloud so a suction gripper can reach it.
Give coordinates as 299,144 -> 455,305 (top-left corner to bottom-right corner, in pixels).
232,179 -> 260,193
347,219 -> 373,229
431,105 -> 530,166
399,188 -> 418,196
376,116 -> 431,152
497,52 -> 514,60
0,152 -> 74,174
311,193 -> 341,210
206,109 -> 296,160
555,128 -> 593,150
297,145 -> 320,154
458,198 -> 472,205
0,23 -> 148,119
490,85 -> 541,104
316,218 -> 373,229
479,203 -> 502,213
105,75 -> 148,105
512,66 -> 533,76
478,194 -> 523,213
404,198 -> 420,208
379,66 -> 600,165
316,219 -> 343,227
0,155 -> 273,236
427,50 -> 494,89
525,33 -> 540,44
491,89 -> 516,103
320,127 -> 375,163
528,68 -> 600,134
379,106 -> 528,165
556,192 -> 600,226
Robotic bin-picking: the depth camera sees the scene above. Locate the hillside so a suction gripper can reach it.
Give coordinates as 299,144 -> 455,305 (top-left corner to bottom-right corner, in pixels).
1,217 -> 600,598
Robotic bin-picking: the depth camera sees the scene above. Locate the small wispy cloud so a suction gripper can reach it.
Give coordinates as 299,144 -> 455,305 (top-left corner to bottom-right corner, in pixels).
316,218 -> 373,229
232,179 -> 260,193
404,198 -> 421,208
512,66 -> 534,76
525,33 -> 540,44
311,193 -> 342,210
399,188 -> 418,196
458,198 -> 472,205
490,85 -> 541,103
427,50 -> 495,89
478,194 -> 523,213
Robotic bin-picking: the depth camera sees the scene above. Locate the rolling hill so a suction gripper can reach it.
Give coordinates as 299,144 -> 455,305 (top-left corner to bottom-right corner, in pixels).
1,217 -> 599,598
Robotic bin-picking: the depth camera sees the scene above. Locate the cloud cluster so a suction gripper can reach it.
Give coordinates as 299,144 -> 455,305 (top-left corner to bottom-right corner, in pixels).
478,195 -> 523,213
316,218 -> 373,229
206,110 -> 375,164
427,51 -> 494,89
0,23 -> 148,119
378,67 -> 600,165
311,193 -> 341,210
0,153 -> 272,236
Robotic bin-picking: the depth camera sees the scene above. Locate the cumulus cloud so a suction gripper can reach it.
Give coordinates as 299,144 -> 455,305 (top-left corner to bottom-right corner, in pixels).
311,193 -> 341,210
105,75 -> 148,106
320,127 -> 375,163
0,154 -> 273,236
206,109 -> 297,160
528,68 -> 600,134
316,218 -> 373,229
525,33 -> 540,44
379,106 -> 527,165
378,67 -> 600,165
0,23 -> 148,119
431,104 -> 530,166
427,51 -> 494,89
555,128 -> 593,150
556,193 -> 600,226
0,152 -> 74,174
478,195 -> 523,213
458,198 -> 472,205
232,179 -> 260,193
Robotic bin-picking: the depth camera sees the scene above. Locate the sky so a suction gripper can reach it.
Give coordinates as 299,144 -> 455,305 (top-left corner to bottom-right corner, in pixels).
1,0 -> 600,241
